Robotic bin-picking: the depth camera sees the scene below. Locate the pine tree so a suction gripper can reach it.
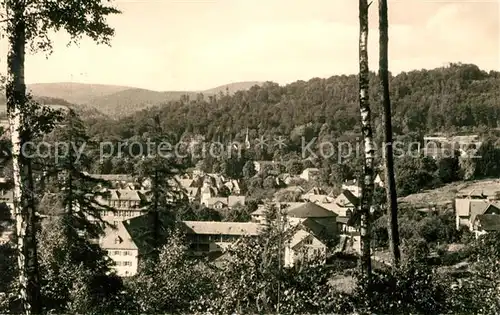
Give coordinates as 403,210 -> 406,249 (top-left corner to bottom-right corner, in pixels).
135,115 -> 187,262
38,109 -> 124,313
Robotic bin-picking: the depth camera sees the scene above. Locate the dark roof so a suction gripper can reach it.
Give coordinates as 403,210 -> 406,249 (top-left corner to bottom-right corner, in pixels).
342,190 -> 359,207
122,212 -> 174,255
300,218 -> 327,235
336,216 -> 349,224
287,202 -> 337,218
476,214 -> 500,231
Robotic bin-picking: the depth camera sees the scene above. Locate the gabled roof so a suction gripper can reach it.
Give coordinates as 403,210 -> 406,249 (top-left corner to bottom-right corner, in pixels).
305,187 -> 325,195
475,214 -> 500,231
470,201 -> 500,225
305,194 -> 334,203
336,216 -> 349,224
335,190 -> 359,208
287,202 -> 337,218
289,229 -> 326,249
100,222 -> 138,251
290,230 -> 313,248
300,218 -> 327,236
181,221 -> 261,236
121,212 -> 174,254
178,178 -> 194,189
96,189 -> 148,202
205,197 -> 228,207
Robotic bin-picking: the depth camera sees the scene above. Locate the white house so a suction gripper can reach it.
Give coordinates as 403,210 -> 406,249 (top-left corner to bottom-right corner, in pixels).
284,229 -> 327,268
100,222 -> 139,277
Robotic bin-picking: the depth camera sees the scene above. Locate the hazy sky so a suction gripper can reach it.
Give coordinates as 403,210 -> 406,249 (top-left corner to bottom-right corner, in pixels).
8,0 -> 500,91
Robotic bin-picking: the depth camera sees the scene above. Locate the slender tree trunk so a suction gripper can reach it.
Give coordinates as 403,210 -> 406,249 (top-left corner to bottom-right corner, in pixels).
379,0 -> 401,267
6,0 -> 42,313
358,0 -> 374,278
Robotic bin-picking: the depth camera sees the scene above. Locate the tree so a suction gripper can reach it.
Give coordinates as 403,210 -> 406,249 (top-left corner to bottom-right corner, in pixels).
125,231 -> 215,314
356,0 -> 374,281
378,0 -> 400,267
49,109 -> 114,238
242,160 -> 257,179
135,115 -> 186,261
286,160 -> 303,175
38,218 -> 128,314
3,1 -> 120,313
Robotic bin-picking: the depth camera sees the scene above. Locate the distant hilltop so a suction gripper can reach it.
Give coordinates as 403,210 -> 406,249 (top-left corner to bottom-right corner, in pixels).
25,81 -> 264,118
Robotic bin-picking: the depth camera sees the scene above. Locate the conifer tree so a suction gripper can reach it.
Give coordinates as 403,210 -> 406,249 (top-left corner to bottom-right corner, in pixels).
135,115 -> 187,262
38,109 -> 124,313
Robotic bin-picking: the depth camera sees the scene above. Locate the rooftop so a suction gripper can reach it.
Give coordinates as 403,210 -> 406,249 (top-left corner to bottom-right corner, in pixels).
182,221 -> 261,236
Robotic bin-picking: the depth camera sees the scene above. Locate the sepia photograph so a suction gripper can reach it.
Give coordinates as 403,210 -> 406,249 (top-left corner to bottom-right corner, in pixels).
0,0 -> 499,314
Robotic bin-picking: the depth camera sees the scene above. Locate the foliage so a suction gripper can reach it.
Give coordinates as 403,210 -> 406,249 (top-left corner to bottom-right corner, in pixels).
128,231 -> 215,314
38,218 -> 127,314
352,262 -> 449,314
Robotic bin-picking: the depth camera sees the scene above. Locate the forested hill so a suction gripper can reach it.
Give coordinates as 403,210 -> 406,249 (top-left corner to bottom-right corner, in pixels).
87,63 -> 500,142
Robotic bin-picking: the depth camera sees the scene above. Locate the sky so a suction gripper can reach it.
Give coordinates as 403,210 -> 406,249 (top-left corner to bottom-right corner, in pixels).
5,0 -> 500,91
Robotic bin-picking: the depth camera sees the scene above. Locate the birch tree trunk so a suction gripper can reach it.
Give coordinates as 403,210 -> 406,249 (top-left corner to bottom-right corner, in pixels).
378,0 -> 401,267
358,0 -> 374,278
6,0 -> 41,313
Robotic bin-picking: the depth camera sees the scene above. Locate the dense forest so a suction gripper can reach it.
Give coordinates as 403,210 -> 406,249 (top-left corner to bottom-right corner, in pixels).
87,63 -> 500,143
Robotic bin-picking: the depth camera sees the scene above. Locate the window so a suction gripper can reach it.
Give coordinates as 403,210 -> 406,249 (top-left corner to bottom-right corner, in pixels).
113,250 -> 121,255
123,261 -> 132,266
115,261 -> 122,266
114,236 -> 122,244
304,238 -> 313,245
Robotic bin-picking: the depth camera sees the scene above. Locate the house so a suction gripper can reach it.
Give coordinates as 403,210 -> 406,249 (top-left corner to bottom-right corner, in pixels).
203,195 -> 246,210
100,212 -> 179,276
251,202 -> 304,223
182,221 -> 261,255
423,134 -> 480,159
341,180 -> 361,198
224,180 -> 242,195
185,187 -> 200,201
100,221 -> 139,277
301,187 -> 334,203
455,198 -> 500,230
333,190 -> 359,216
473,214 -> 500,237
286,202 -> 338,237
284,228 -> 327,268
200,182 -> 218,206
278,173 -> 296,185
303,194 -> 333,203
92,189 -> 149,224
299,168 -> 320,182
